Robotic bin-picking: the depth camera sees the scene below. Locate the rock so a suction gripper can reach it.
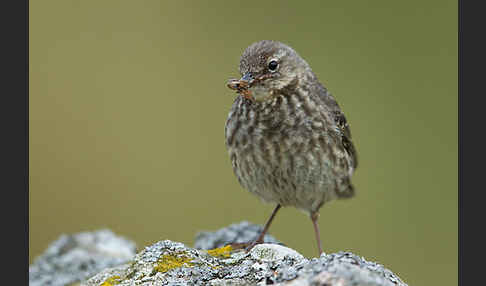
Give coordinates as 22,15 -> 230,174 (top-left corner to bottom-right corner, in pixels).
194,221 -> 282,250
30,222 -> 408,286
81,222 -> 407,286
249,244 -> 304,262
82,240 -> 304,286
29,229 -> 137,286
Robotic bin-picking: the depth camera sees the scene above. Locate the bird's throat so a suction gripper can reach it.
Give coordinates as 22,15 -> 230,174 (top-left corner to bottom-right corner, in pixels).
248,86 -> 274,102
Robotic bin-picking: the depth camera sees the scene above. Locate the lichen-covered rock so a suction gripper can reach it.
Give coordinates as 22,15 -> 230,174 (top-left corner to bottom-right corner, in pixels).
194,221 -> 282,250
29,229 -> 136,286
82,240 -> 407,286
31,222 -> 408,286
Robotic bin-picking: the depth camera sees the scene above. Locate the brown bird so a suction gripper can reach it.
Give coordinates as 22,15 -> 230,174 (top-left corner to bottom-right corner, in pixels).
225,40 -> 358,256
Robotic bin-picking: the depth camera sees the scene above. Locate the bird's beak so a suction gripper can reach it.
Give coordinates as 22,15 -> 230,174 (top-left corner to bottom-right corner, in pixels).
239,72 -> 254,86
227,72 -> 254,91
227,72 -> 255,100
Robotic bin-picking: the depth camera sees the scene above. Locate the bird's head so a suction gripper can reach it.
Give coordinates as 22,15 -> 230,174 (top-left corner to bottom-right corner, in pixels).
227,40 -> 311,102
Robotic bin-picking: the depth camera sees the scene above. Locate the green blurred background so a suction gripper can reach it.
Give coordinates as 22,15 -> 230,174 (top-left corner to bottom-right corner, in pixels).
29,1 -> 457,285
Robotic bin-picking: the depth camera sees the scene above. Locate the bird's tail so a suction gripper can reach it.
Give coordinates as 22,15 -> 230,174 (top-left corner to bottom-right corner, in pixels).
336,177 -> 355,199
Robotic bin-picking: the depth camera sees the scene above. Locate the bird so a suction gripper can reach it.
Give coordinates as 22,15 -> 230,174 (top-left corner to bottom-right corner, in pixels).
224,40 -> 358,256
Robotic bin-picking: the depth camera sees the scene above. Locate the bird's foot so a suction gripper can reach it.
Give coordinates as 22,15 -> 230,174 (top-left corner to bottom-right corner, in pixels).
229,238 -> 264,252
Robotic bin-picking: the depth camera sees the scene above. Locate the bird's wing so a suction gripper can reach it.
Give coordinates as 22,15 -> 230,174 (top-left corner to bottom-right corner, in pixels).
318,86 -> 358,170
332,107 -> 358,169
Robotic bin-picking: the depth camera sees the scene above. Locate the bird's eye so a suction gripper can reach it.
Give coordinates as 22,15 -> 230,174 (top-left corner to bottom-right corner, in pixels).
268,60 -> 279,71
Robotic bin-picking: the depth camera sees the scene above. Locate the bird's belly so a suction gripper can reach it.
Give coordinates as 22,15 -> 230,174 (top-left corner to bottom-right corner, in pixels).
228,131 -> 338,213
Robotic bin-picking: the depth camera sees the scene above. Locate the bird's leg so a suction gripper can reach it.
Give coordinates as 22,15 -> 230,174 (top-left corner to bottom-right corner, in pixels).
311,211 -> 323,256
246,204 -> 282,251
231,204 -> 281,252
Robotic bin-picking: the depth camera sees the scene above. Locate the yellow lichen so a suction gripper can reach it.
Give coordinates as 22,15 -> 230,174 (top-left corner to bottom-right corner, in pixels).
154,253 -> 194,273
99,275 -> 122,286
207,245 -> 233,258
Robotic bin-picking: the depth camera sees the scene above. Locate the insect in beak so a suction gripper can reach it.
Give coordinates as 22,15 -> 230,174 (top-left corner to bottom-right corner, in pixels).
227,72 -> 255,100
